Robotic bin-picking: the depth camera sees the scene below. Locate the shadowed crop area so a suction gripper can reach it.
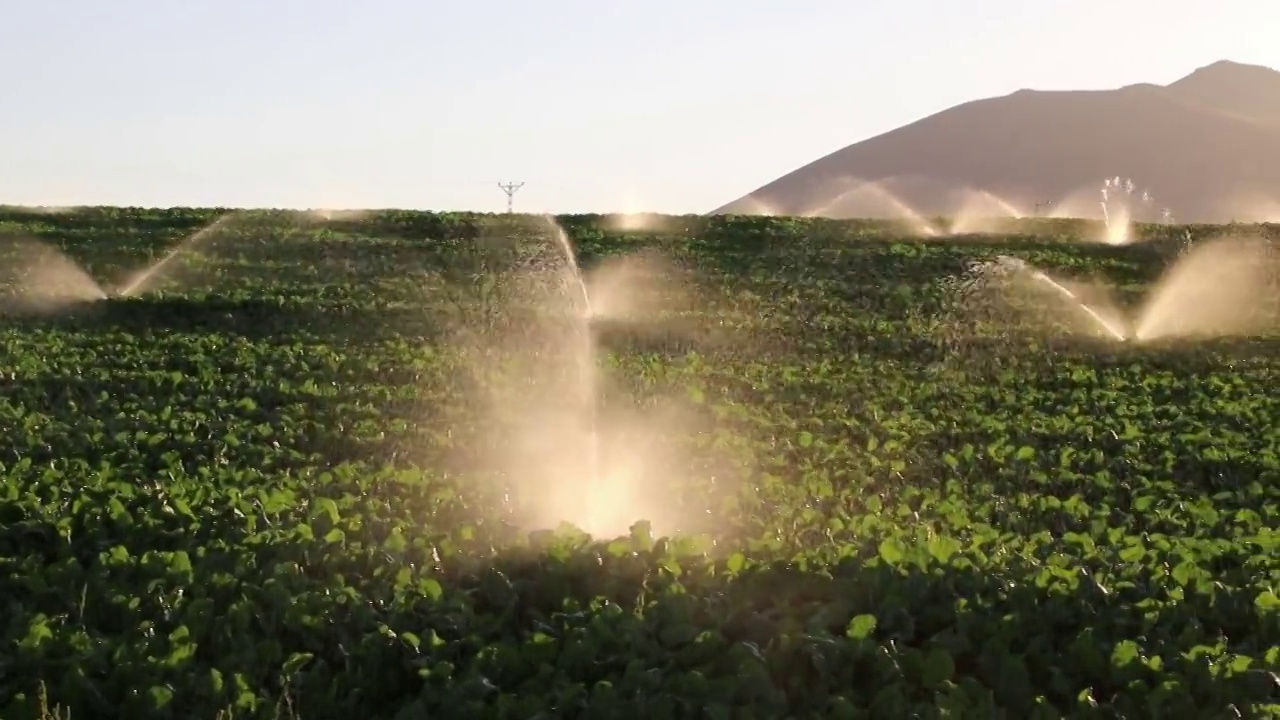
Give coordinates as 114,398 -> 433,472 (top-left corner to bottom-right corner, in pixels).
0,207 -> 1278,718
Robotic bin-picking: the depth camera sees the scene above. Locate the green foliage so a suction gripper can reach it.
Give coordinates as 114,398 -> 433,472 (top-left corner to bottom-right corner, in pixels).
0,208 -> 1277,718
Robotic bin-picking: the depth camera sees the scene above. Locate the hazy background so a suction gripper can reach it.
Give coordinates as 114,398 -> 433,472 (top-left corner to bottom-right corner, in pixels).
2,0 -> 1276,213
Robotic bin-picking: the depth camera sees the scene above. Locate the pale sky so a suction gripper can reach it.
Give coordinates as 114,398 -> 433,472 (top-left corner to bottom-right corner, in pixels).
2,1 -> 1277,214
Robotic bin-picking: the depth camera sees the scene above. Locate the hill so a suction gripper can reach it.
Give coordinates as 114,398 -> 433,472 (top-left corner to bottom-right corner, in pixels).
713,60 -> 1280,224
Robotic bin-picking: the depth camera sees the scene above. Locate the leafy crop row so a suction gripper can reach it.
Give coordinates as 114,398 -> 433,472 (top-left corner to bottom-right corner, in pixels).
0,209 -> 1276,718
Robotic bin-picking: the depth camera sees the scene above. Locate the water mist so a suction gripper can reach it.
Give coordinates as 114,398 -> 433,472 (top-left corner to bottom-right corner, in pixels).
955,238 -> 1279,344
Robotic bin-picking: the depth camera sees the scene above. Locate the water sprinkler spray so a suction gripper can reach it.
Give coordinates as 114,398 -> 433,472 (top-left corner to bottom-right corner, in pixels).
984,255 -> 1130,341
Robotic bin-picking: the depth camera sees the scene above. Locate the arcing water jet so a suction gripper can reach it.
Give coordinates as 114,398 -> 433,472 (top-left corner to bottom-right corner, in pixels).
957,238 -> 1279,344
732,197 -> 783,217
1132,235 -> 1280,341
804,178 -> 941,237
117,213 -> 237,297
4,211 -> 333,310
0,236 -> 107,315
988,256 -> 1129,340
946,189 -> 1025,235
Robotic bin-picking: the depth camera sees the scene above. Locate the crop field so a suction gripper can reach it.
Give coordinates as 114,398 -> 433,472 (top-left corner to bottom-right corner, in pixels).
0,207 -> 1278,719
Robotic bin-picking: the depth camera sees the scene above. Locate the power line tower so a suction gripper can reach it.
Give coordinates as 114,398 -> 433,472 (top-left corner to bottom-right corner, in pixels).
497,181 -> 524,213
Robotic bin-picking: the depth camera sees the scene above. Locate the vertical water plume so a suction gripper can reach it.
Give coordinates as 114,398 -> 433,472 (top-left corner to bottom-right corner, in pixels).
1049,176 -> 1166,243
443,214 -> 611,534
606,212 -> 669,233
437,214 -> 730,539
1098,176 -> 1162,244
545,216 -> 603,522
1100,202 -> 1132,245
304,208 -> 372,222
